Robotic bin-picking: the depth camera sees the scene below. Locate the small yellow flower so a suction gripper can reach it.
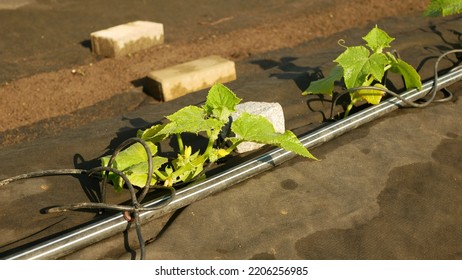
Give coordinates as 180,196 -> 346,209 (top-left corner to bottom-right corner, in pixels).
217,149 -> 230,158
164,177 -> 174,187
184,146 -> 192,159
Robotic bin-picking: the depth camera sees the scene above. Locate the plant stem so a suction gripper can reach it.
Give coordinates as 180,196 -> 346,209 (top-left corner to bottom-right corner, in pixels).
344,97 -> 361,118
153,169 -> 167,181
227,139 -> 244,153
344,102 -> 354,118
176,133 -> 184,154
203,129 -> 218,157
365,75 -> 375,86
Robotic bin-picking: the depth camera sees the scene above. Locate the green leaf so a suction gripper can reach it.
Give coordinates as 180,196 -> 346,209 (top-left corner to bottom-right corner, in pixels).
204,83 -> 242,122
278,130 -> 317,159
159,106 -> 224,135
124,156 -> 168,188
175,155 -> 205,184
334,46 -> 389,89
230,112 -> 316,159
362,25 -> 394,53
424,0 -> 462,16
303,65 -> 343,96
102,142 -> 158,171
100,141 -> 159,191
208,148 -> 231,163
355,83 -> 386,105
173,149 -> 201,168
137,124 -> 168,143
390,59 -> 422,90
366,53 -> 390,83
169,151 -> 206,185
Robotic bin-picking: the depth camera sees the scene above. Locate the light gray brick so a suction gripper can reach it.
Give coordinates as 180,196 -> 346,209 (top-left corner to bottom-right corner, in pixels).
145,55 -> 236,101
90,21 -> 164,58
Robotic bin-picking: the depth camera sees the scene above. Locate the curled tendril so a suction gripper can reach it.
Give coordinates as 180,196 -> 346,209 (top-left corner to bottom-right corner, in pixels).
337,39 -> 348,48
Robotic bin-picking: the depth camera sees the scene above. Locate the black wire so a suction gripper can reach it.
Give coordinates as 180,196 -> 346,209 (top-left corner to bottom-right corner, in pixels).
134,213 -> 145,260
0,137 -> 175,260
0,169 -> 87,186
100,137 -> 155,204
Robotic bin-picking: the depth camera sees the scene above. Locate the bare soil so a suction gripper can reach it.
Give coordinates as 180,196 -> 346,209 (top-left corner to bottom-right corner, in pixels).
0,0 -> 427,145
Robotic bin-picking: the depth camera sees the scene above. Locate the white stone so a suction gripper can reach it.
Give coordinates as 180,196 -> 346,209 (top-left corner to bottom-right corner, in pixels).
146,55 -> 236,101
90,21 -> 164,58
231,101 -> 285,153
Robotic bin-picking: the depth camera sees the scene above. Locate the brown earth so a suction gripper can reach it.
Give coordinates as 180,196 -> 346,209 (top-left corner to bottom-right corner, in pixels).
0,0 -> 428,147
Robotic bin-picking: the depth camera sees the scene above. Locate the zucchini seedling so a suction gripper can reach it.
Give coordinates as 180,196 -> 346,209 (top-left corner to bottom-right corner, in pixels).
102,83 -> 316,191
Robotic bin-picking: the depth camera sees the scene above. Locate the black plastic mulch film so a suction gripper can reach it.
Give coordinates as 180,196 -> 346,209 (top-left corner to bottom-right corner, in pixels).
1,49 -> 461,260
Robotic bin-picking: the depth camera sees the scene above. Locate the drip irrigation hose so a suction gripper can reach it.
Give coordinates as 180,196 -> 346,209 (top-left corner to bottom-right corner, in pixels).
1,51 -> 462,260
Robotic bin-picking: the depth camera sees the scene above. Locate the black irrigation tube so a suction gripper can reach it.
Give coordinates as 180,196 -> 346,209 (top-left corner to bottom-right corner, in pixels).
2,51 -> 462,260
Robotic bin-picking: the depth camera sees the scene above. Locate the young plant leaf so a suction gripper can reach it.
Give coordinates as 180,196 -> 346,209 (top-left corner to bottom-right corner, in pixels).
390,59 -> 423,90
230,112 -> 316,159
362,25 -> 394,53
354,83 -> 386,105
123,156 -> 168,189
368,53 -> 391,81
208,148 -> 231,163
100,141 -> 159,191
277,130 -> 317,159
159,105 -> 224,135
303,65 -> 344,96
424,0 -> 462,16
101,142 -> 158,172
334,46 -> 389,89
137,124 -> 168,143
204,83 -> 242,122
171,152 -> 206,184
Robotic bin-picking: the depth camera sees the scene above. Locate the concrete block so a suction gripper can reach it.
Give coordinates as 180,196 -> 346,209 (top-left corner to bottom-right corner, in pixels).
145,55 -> 236,101
90,21 -> 164,58
231,102 -> 285,153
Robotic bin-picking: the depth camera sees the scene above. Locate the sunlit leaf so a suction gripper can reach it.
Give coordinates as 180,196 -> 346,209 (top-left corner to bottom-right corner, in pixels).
100,141 -> 159,191
303,65 -> 343,96
334,46 -> 389,88
204,83 -> 242,121
159,106 -> 224,135
137,124 -> 168,143
101,142 -> 158,172
362,25 -> 395,53
390,59 -> 422,90
124,156 -> 168,188
355,83 -> 386,105
171,152 -> 206,184
424,0 -> 462,16
231,112 -> 316,159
